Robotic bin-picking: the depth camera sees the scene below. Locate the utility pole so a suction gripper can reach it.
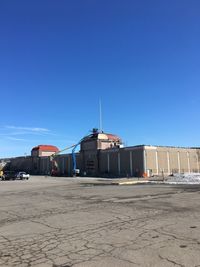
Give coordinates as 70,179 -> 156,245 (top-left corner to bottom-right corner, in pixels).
99,98 -> 103,132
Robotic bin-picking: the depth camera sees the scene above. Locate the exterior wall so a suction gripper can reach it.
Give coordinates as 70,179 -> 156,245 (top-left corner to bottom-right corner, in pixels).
99,149 -> 121,177
107,149 -> 119,176
97,140 -> 121,150
98,140 -> 114,150
39,153 -> 81,176
81,150 -> 99,176
31,150 -> 57,157
99,146 -> 144,177
2,145 -> 200,178
32,157 -> 40,174
31,150 -> 38,157
145,146 -> 200,176
2,153 -> 81,177
5,156 -> 33,173
81,140 -> 97,151
39,157 -> 50,175
40,151 -> 57,157
120,147 -> 144,177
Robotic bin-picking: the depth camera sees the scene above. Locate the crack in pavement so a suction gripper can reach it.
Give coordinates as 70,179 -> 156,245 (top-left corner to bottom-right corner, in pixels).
0,179 -> 200,266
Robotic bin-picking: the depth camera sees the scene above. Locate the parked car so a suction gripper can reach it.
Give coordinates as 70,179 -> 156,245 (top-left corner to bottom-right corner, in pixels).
2,171 -> 16,180
15,172 -> 30,180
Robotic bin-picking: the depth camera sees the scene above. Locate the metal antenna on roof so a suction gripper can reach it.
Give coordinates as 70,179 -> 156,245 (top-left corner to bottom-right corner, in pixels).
99,98 -> 103,133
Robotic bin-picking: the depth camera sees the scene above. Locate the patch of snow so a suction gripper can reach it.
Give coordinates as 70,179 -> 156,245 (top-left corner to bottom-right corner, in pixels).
165,173 -> 200,184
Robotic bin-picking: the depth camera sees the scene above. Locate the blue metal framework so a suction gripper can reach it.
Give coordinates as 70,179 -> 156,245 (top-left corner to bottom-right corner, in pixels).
71,132 -> 95,175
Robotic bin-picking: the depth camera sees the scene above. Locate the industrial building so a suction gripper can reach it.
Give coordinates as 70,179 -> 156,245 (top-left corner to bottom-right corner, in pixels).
3,129 -> 200,178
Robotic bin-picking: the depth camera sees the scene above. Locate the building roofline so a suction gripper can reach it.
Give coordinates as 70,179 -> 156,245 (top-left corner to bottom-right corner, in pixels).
143,144 -> 200,149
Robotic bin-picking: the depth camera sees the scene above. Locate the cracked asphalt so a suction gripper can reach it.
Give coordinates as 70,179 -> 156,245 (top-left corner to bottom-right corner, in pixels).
0,176 -> 200,267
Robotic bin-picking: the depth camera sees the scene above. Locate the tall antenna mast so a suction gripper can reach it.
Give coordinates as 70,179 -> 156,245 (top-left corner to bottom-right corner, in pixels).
99,98 -> 103,132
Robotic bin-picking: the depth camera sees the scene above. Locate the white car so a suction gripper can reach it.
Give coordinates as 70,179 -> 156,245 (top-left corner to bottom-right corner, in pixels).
16,172 -> 30,180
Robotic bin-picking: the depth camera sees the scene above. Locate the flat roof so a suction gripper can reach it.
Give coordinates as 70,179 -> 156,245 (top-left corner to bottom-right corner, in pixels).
132,144 -> 200,149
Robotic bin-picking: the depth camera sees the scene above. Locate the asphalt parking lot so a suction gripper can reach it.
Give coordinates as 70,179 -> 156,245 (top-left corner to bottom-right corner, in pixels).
0,176 -> 200,267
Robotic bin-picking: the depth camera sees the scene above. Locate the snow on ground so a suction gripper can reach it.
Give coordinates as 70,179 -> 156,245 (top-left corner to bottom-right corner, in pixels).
164,173 -> 200,184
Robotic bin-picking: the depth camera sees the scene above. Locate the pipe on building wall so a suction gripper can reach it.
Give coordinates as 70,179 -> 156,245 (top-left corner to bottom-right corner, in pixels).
196,153 -> 199,172
68,157 -> 70,176
62,157 -> 65,175
143,149 -> 147,176
155,150 -> 159,175
107,153 -> 110,173
167,151 -> 170,175
177,151 -> 181,173
42,159 -> 45,174
129,151 -> 133,176
46,158 -> 48,174
187,152 -> 190,173
118,153 -> 121,175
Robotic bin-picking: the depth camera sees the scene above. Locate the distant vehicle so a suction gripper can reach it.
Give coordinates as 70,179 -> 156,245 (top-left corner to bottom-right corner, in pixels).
15,172 -> 29,180
2,171 -> 16,180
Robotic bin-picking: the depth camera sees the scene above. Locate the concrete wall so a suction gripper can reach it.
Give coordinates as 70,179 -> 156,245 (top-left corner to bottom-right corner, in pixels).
5,156 -> 33,173
40,151 -> 57,157
39,153 -> 81,176
81,150 -> 99,176
144,146 -> 200,176
2,146 -> 200,177
99,146 -> 144,177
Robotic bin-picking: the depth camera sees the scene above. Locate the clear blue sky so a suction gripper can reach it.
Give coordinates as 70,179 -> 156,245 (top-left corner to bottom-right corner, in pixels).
0,0 -> 200,157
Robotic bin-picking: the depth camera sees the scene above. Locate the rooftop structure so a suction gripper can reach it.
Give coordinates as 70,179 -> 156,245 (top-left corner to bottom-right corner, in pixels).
80,129 -> 122,152
79,129 -> 122,176
31,145 -> 59,157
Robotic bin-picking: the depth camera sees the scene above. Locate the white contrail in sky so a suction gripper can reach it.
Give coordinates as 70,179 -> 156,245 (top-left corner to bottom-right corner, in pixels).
5,126 -> 50,132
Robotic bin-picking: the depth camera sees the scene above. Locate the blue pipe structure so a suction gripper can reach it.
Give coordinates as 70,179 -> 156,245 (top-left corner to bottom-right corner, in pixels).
72,143 -> 79,173
72,132 -> 95,176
